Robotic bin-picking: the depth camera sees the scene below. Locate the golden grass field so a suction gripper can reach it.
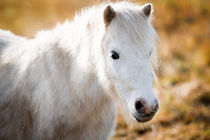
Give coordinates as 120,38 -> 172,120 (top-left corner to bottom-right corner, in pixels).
0,0 -> 209,139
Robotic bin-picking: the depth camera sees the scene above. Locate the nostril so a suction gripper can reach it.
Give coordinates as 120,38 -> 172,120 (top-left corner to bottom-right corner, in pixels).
135,99 -> 145,114
154,103 -> 159,112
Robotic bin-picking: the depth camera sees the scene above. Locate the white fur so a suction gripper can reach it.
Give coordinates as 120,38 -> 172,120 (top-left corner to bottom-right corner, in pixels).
0,1 -> 158,140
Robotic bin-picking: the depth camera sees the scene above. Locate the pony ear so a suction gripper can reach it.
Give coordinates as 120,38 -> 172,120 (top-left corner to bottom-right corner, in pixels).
141,3 -> 153,17
104,5 -> 116,27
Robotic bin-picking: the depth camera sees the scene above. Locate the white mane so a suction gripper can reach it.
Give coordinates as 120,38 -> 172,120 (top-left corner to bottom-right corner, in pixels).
35,1 -> 158,81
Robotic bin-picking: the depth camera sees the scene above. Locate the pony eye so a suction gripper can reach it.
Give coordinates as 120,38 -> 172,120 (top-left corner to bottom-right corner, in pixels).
110,50 -> 119,60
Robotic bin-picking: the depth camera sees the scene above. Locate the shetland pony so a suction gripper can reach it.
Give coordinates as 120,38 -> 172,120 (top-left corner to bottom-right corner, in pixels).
0,2 -> 159,140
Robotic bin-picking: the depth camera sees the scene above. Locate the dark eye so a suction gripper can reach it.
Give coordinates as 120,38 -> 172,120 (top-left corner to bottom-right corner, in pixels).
110,50 -> 119,60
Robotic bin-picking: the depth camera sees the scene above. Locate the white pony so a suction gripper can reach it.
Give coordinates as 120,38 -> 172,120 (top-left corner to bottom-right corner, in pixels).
0,1 -> 159,140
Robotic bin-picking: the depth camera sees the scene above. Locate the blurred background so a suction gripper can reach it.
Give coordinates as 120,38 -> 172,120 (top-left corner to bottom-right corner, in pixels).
0,0 -> 209,139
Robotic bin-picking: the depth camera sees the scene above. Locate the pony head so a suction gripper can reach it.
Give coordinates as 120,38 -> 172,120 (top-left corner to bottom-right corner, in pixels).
100,2 -> 159,122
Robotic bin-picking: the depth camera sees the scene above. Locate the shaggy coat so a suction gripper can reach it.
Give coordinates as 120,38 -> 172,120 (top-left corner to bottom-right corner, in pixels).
0,2 -> 158,140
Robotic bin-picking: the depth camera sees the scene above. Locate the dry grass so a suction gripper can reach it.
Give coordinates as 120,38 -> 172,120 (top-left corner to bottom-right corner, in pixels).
0,0 -> 209,139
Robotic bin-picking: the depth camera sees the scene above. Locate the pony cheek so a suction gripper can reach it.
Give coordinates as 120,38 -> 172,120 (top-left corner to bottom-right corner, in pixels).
114,82 -> 134,107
